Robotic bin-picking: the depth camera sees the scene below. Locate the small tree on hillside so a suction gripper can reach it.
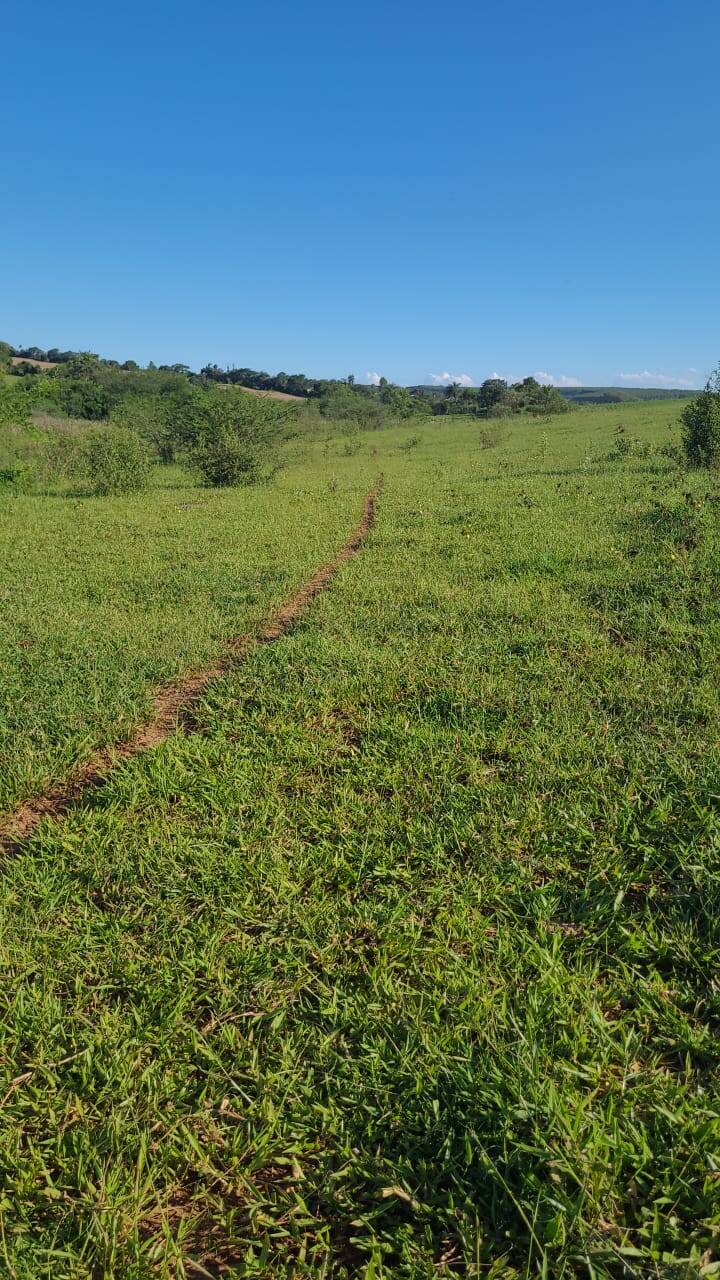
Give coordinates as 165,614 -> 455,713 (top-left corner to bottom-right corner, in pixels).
681,365 -> 720,468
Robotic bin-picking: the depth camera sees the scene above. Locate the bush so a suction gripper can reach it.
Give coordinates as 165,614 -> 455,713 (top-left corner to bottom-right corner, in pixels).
319,385 -> 384,428
0,382 -> 32,430
179,386 -> 294,487
380,383 -> 416,419
478,423 -> 506,449
507,379 -> 570,416
110,393 -> 179,463
189,431 -> 261,487
83,427 -> 151,495
0,462 -> 37,493
606,425 -> 653,461
681,367 -> 720,468
33,375 -> 112,420
43,429 -> 91,486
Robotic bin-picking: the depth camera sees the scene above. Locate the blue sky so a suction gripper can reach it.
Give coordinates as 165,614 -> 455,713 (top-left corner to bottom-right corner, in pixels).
2,0 -> 718,388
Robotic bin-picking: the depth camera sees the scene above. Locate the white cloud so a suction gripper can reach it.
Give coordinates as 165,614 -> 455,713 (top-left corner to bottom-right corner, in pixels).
619,370 -> 695,389
365,371 -> 382,386
431,371 -> 474,386
488,370 -> 581,387
534,371 -> 582,387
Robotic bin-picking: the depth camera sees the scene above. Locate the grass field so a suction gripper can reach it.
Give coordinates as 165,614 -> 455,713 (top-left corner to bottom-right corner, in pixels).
0,448 -> 375,813
1,401 -> 719,1278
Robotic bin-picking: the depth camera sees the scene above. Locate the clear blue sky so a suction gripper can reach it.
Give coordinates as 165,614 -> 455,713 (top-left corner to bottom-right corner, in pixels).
2,0 -> 718,388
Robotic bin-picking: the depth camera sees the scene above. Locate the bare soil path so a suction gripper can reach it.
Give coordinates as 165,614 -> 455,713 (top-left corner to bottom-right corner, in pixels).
0,477 -> 382,854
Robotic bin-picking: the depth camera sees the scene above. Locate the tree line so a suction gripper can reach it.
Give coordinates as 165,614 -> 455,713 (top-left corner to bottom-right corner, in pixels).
2,342 -> 568,416
431,376 -> 569,417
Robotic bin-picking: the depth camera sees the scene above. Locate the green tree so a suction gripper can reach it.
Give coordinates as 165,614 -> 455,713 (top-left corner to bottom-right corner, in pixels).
531,383 -> 569,415
319,383 -> 383,428
379,382 -> 414,419
478,378 -> 508,413
508,377 -> 569,415
33,375 -> 112,420
60,353 -> 103,379
681,365 -> 720,468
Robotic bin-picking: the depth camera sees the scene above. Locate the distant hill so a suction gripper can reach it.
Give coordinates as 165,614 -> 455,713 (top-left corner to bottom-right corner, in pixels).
407,384 -> 695,404
557,386 -> 694,404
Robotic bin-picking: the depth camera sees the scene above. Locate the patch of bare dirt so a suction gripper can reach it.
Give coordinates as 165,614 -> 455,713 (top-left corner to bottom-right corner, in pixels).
10,356 -> 59,369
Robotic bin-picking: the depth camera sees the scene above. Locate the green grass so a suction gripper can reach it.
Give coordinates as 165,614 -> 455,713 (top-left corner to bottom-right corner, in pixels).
1,401 -> 719,1278
0,442 -> 376,812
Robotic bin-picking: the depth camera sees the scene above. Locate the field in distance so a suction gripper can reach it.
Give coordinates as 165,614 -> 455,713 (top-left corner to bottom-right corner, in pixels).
238,385 -> 305,401
410,383 -> 695,404
9,355 -> 60,369
0,399 -> 718,1278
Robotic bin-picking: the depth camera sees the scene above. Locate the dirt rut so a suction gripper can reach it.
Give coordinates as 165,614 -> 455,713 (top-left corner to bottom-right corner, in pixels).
0,477 -> 382,854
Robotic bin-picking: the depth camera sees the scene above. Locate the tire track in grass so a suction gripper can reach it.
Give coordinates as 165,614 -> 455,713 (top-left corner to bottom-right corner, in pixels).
0,477 -> 383,854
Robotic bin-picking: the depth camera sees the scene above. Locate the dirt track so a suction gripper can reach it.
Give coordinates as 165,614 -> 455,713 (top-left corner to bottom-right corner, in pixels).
0,477 -> 382,854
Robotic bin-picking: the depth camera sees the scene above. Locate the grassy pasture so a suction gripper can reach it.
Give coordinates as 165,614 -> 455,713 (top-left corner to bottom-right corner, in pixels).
0,435 -> 376,811
1,401 -> 719,1277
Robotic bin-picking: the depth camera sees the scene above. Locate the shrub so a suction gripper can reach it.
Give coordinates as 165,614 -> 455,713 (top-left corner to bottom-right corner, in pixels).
477,423 -> 506,449
0,462 -> 37,493
606,425 -> 653,460
33,375 -> 112,420
83,427 -> 151,495
189,431 -> 261,487
681,367 -> 720,468
511,379 -> 570,416
110,394 -> 178,463
380,383 -> 415,419
0,383 -> 32,430
179,386 -> 294,487
319,385 -> 384,428
43,428 -> 91,486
